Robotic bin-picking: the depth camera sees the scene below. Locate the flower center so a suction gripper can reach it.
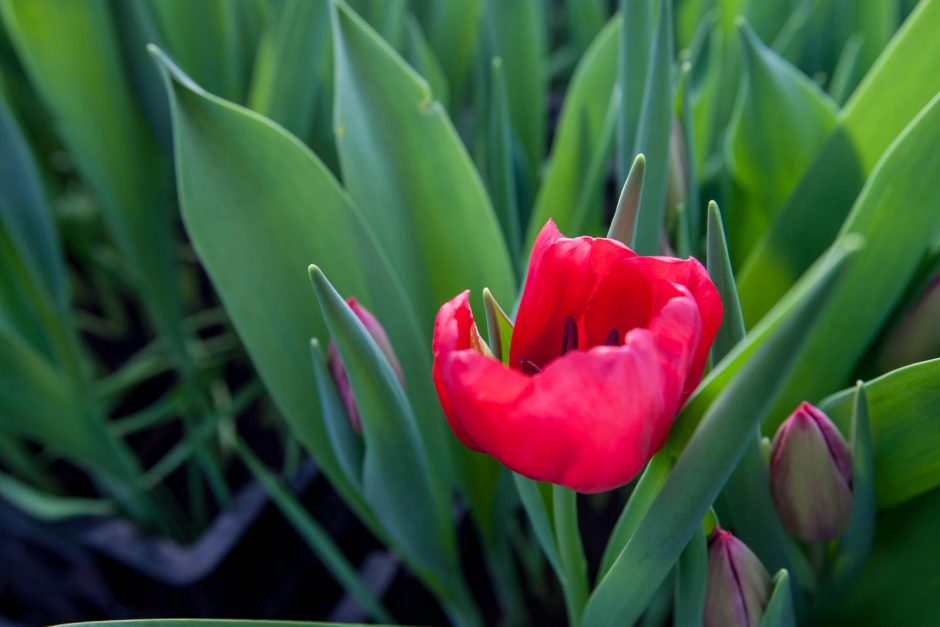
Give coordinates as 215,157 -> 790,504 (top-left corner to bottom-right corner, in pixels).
517,316 -> 622,375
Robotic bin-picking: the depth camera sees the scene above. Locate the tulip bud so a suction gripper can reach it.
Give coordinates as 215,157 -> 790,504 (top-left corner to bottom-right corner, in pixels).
328,297 -> 404,433
704,528 -> 772,627
702,527 -> 772,627
770,402 -> 853,542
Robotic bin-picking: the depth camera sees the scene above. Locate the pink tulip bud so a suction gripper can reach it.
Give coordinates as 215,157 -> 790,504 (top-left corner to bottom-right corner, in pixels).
328,297 -> 404,433
770,402 -> 853,542
704,528 -> 772,627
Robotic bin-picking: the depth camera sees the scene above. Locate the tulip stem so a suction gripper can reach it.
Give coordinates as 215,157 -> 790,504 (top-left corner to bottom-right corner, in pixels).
553,485 -> 589,626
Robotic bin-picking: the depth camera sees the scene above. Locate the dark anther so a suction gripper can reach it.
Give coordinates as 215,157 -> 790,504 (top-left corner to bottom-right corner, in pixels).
561,316 -> 578,355
519,359 -> 542,375
604,328 -> 620,346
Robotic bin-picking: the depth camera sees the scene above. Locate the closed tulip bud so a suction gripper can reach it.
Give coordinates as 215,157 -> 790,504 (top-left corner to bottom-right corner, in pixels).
770,402 -> 853,542
328,297 -> 404,433
704,528 -> 772,627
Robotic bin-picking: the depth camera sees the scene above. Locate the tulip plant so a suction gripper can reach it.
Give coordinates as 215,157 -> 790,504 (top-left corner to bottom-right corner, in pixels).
2,0 -> 940,626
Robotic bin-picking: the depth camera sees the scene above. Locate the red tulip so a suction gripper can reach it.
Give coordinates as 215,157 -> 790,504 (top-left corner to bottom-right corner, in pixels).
432,220 -> 722,492
329,297 -> 404,433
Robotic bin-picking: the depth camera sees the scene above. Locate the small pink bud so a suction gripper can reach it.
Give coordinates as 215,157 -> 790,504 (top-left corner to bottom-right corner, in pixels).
770,402 -> 853,542
328,297 -> 404,433
704,528 -> 772,627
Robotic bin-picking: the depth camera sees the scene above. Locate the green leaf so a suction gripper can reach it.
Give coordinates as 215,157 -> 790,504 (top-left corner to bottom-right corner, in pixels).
248,0 -> 331,143
235,437 -> 392,624
705,201 -> 745,361
607,153 -> 646,246
759,570 -> 795,627
630,0 -> 674,255
825,381 -> 876,590
404,14 -> 449,108
759,91 -> 940,430
146,0 -> 247,102
1,0 -> 184,356
739,0 -> 940,322
812,488 -> 940,627
616,0 -> 651,183
308,265 -> 471,611
527,16 -> 619,248
424,0 -> 482,108
673,525 -> 707,627
582,238 -> 856,627
484,57 -> 521,262
570,89 -> 620,236
567,0 -> 607,55
330,0 -> 514,326
513,474 -> 560,575
310,339 -> 363,487
0,471 -> 115,521
0,90 -> 66,310
726,19 -> 838,261
820,359 -> 940,509
483,0 -> 546,187
150,45 -> 445,536
61,621 -> 378,627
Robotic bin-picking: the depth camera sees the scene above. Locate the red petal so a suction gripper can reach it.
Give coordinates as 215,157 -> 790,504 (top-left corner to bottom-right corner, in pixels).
439,298 -> 698,493
631,256 -> 722,399
432,291 -> 484,451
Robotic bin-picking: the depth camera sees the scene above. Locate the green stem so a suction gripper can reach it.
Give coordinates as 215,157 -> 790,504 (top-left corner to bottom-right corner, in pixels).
553,485 -> 589,627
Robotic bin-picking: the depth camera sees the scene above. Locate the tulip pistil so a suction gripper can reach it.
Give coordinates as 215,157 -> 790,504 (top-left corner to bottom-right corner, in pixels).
561,316 -> 578,355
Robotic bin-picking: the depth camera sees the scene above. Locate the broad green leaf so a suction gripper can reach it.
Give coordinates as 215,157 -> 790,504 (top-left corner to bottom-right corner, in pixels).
630,0 -> 674,255
582,239 -> 855,627
309,266 -> 471,613
150,45 -> 451,537
726,19 -> 838,261
567,0 -> 608,55
739,0 -> 940,322
528,16 -> 619,248
235,437 -> 391,624
484,58 -> 521,262
309,339 -> 363,487
762,91 -> 940,429
330,1 -> 514,325
483,0 -> 546,187
616,0 -> 651,183
828,34 -> 864,105
759,570 -> 795,627
147,0 -> 246,102
825,382 -> 876,590
248,0 -> 331,143
570,89 -> 620,236
821,358 -> 940,508
1,0 -> 183,353
673,525 -> 707,627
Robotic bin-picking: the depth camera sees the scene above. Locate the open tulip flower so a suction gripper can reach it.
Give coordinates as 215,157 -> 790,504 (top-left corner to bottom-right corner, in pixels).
433,220 -> 722,492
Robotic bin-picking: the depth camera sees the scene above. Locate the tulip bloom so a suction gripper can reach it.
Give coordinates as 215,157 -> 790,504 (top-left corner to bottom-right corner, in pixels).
770,402 -> 854,542
432,220 -> 721,492
329,297 -> 404,433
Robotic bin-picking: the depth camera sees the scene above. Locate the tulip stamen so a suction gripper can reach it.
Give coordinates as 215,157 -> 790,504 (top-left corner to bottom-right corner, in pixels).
519,359 -> 542,375
604,328 -> 620,346
561,316 -> 578,355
